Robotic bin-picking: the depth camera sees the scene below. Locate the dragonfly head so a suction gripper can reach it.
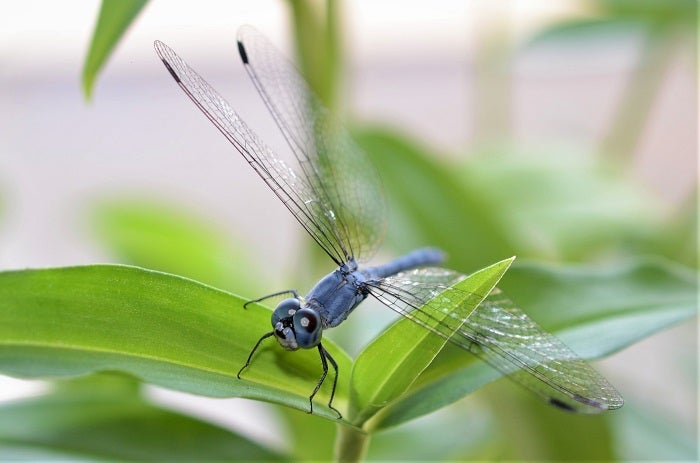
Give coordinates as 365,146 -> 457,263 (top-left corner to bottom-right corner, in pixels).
271,298 -> 323,351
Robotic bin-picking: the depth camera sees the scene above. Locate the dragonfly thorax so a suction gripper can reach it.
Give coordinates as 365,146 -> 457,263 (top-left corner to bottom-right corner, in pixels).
271,298 -> 322,351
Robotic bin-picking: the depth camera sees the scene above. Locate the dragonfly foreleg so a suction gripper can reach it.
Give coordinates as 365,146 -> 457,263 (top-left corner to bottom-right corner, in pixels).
243,289 -> 300,309
237,330 -> 274,378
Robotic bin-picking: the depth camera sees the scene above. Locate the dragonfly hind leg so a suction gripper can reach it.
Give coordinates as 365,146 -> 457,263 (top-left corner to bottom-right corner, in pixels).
309,343 -> 342,419
243,289 -> 300,309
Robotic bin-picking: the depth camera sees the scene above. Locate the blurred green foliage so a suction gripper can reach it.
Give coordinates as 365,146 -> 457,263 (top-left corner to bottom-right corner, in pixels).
0,374 -> 286,461
90,197 -> 265,293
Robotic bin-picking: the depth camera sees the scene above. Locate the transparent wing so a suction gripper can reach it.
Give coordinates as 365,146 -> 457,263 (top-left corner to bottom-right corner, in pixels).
154,39 -> 361,265
237,26 -> 386,263
367,268 -> 624,413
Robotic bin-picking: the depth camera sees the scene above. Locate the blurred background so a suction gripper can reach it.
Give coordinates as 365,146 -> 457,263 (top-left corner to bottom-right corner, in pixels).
1,0 -> 697,460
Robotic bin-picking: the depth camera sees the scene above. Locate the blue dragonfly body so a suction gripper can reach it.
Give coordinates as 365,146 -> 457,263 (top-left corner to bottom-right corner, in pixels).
154,27 -> 623,418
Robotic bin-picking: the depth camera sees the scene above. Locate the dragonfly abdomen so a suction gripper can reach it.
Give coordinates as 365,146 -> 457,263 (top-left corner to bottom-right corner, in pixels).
366,247 -> 445,280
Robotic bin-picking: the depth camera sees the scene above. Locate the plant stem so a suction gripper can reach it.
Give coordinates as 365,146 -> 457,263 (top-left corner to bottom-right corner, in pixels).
599,28 -> 679,165
288,0 -> 342,111
471,5 -> 513,147
334,425 -> 370,462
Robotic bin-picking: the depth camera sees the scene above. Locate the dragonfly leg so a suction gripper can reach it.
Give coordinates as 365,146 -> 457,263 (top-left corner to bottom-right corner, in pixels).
309,343 -> 342,419
243,289 -> 299,309
237,331 -> 274,378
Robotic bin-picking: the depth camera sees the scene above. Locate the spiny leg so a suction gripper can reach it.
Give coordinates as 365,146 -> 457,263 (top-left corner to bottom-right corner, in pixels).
243,289 -> 300,309
237,331 -> 274,378
320,343 -> 341,419
308,343 -> 342,419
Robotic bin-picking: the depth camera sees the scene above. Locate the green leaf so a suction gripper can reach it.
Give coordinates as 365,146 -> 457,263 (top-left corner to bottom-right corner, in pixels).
90,196 -> 265,293
366,257 -> 696,430
0,374 -> 286,461
612,399 -> 698,460
82,0 -> 148,100
595,0 -> 697,30
352,126 -> 516,269
526,1 -> 696,50
483,380 -> 618,461
89,199 -> 340,458
463,148 -> 663,261
349,257 -> 514,427
501,257 -> 697,357
0,265 -> 351,421
524,17 -> 652,49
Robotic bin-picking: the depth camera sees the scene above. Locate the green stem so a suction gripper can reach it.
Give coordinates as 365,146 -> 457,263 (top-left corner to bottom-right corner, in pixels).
472,7 -> 513,147
599,28 -> 679,165
286,0 -> 343,274
288,0 -> 342,110
334,425 -> 370,463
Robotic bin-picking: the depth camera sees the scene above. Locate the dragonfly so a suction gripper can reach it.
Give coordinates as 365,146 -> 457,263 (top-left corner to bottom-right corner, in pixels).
154,26 -> 623,418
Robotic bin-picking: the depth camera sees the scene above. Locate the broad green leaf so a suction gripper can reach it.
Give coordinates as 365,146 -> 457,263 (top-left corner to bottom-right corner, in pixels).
0,374 -> 286,461
366,402 -> 499,461
349,257 -> 514,427
526,2 -> 696,50
90,199 -> 339,458
352,126 -> 516,269
524,17 -> 652,49
482,380 -> 618,461
367,257 -> 696,430
355,125 -> 681,266
90,197 -> 265,293
648,188 -> 698,268
462,148 -> 662,261
280,406 -> 338,461
612,399 -> 698,460
82,0 -> 148,99
501,257 -> 698,356
596,0 -> 697,30
0,265 -> 351,421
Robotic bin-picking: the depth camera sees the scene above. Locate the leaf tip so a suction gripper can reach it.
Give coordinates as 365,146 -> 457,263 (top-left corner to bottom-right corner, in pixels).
81,73 -> 94,102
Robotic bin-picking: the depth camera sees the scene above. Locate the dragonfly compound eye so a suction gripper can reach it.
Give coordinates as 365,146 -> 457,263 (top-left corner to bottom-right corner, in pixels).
293,308 -> 322,348
271,298 -> 301,325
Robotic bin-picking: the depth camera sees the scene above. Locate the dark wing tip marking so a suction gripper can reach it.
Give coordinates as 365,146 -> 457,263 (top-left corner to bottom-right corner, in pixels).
548,398 -> 577,412
237,40 -> 249,64
160,59 -> 181,83
549,394 -> 611,413
153,40 -> 182,83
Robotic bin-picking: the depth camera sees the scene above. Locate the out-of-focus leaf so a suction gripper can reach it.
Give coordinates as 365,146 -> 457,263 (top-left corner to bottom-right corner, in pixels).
483,380 -> 618,460
90,197 -> 264,293
0,373 -> 286,461
367,257 -> 696,430
0,265 -> 351,421
595,0 -> 697,30
280,407 -> 337,461
355,127 -> 668,265
367,402 -> 498,461
349,258 -> 513,427
524,17 -> 651,49
352,126 -> 516,270
82,0 -> 148,99
649,189 -> 698,268
527,1 -> 695,48
463,148 -> 663,261
612,399 -> 698,460
500,257 -> 697,356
